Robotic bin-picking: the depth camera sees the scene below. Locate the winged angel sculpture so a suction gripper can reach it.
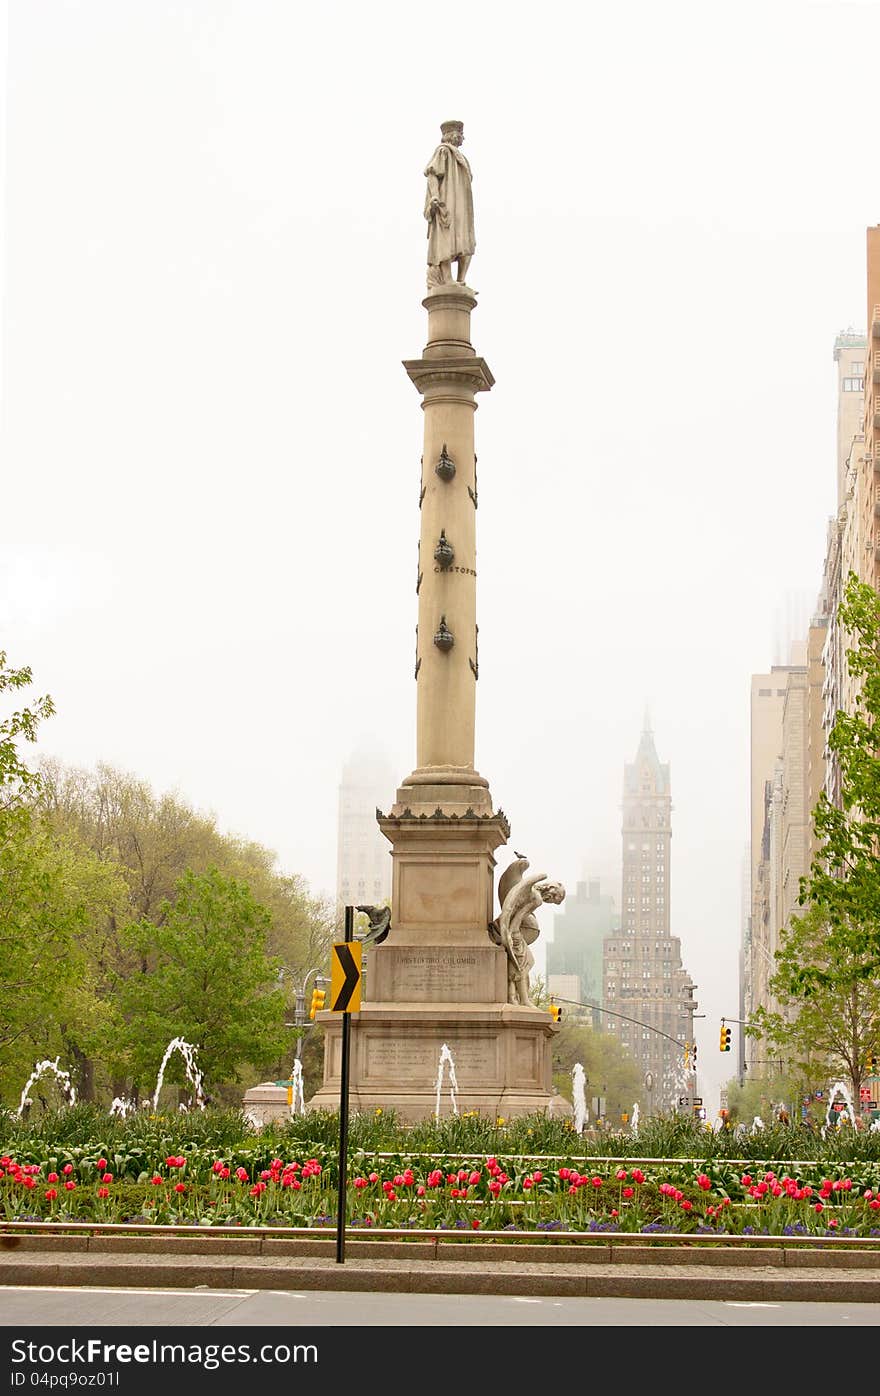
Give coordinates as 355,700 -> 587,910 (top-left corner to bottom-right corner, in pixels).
489,855 -> 565,1007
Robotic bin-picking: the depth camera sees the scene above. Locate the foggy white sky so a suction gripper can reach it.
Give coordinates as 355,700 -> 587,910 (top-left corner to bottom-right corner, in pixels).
2,0 -> 875,1113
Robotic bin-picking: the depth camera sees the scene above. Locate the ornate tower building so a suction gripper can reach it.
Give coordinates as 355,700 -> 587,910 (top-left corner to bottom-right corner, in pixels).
602,718 -> 697,1108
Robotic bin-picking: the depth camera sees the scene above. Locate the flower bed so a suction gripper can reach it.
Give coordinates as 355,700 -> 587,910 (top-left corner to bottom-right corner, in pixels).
3,1145 -> 880,1237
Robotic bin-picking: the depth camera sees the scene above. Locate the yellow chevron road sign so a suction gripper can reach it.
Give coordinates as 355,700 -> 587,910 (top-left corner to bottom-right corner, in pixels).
330,941 -> 362,1013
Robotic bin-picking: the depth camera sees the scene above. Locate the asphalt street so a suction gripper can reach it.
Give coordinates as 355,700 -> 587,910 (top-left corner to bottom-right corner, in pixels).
2,1285 -> 880,1326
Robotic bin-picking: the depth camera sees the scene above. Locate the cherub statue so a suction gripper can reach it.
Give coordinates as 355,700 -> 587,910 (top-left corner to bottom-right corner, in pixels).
489,855 -> 566,1006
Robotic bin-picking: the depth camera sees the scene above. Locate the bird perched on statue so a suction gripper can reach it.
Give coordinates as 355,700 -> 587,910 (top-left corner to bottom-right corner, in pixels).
354,904 -> 392,946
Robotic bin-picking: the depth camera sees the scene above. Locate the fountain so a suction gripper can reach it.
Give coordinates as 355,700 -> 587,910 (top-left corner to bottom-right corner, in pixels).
290,1058 -> 305,1117
825,1080 -> 856,1130
434,1043 -> 459,1120
630,1101 -> 639,1133
571,1063 -> 587,1134
17,1058 -> 77,1117
151,1038 -> 205,1113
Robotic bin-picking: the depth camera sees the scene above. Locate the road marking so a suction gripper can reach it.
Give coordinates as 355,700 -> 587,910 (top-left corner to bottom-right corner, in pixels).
0,1286 -> 255,1298
725,1302 -> 780,1308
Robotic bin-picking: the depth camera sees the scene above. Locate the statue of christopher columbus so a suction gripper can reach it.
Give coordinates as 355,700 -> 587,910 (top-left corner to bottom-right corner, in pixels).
424,119 -> 475,290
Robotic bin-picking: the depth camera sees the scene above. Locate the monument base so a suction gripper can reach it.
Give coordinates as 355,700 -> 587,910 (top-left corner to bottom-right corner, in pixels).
307,995 -> 558,1123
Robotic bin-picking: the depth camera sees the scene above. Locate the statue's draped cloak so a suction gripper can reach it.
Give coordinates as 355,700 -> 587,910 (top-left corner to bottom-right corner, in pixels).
424,143 -> 475,265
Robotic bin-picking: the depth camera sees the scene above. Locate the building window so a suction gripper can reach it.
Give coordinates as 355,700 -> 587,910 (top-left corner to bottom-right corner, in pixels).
843,377 -> 864,392
758,688 -> 771,697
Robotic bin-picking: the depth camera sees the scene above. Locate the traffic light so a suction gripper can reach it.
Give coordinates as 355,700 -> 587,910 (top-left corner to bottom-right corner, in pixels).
549,1002 -> 562,1023
868,1053 -> 879,1074
683,1041 -> 691,1066
720,1025 -> 732,1052
309,987 -> 326,1020
692,1043 -> 698,1066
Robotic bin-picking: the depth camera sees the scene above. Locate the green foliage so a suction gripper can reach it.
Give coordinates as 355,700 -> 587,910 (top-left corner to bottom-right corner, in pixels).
748,904 -> 880,1106
745,574 -> 880,1104
0,651 -> 54,810
0,655 -> 129,1097
796,573 -> 880,987
118,868 -> 288,1093
550,1020 -> 643,1120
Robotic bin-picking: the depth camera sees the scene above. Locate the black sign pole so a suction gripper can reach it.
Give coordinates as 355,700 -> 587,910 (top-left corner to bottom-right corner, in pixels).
336,905 -> 353,1265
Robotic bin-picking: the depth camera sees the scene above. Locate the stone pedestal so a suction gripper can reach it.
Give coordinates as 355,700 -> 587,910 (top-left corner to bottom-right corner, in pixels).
242,1082 -> 290,1127
307,811 -> 560,1122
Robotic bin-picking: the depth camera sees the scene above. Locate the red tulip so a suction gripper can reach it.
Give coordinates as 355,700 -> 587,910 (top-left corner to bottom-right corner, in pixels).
44,1188 -> 57,1201
97,1187 -> 109,1199
175,1182 -> 186,1194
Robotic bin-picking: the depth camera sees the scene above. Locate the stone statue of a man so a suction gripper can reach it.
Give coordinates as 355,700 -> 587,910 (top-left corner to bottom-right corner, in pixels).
424,120 -> 475,289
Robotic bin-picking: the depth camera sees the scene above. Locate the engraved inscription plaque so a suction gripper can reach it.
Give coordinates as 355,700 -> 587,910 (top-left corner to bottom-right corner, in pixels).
364,1034 -> 499,1082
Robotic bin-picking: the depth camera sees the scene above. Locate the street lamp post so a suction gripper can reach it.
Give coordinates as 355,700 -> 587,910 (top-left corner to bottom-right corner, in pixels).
281,965 -> 326,1063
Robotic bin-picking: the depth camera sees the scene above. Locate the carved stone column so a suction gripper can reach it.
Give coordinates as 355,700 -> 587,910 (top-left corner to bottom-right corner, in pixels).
400,283 -> 494,812
307,237 -> 562,1123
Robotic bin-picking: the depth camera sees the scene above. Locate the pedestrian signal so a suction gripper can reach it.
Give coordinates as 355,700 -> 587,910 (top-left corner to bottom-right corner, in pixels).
309,987 -> 326,1019
720,1025 -> 732,1052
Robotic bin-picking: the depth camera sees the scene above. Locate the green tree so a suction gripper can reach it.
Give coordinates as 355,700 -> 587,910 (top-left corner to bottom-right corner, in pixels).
0,654 -> 128,1103
749,903 -> 880,1108
0,652 -> 55,803
119,868 -> 287,1097
796,573 -> 880,988
38,760 -> 335,993
725,1066 -> 808,1127
551,1019 -> 642,1122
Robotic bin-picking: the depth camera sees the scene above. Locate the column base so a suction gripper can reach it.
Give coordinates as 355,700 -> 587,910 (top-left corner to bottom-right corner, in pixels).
307,1001 -> 560,1124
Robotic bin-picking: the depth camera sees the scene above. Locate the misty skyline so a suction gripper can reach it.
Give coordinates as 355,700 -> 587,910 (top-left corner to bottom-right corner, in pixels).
3,0 -> 875,1113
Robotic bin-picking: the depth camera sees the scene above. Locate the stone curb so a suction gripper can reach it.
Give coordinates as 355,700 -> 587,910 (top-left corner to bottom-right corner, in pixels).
2,1247 -> 880,1301
3,1233 -> 880,1268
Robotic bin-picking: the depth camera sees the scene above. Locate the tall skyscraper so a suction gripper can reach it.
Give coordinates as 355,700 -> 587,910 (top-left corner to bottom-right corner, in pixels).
602,718 -> 697,1107
335,748 -> 394,911
546,878 -> 620,1023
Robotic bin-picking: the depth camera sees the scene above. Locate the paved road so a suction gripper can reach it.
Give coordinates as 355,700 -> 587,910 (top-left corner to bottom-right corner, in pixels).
2,1286 -> 880,1326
